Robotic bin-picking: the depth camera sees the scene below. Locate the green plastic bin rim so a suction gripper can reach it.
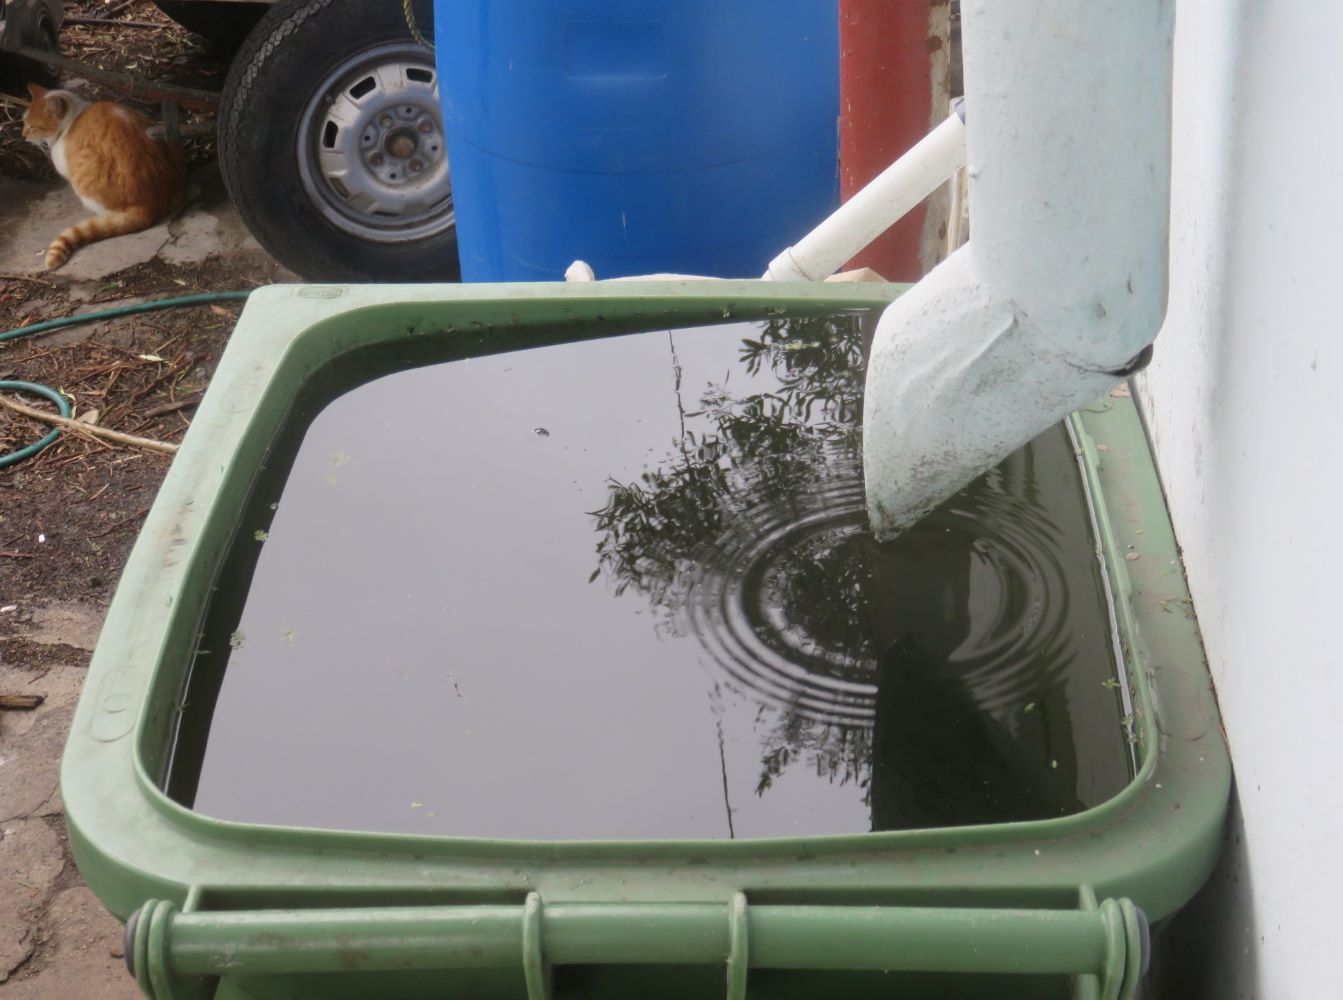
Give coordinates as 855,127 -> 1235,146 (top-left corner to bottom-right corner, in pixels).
61,281 -> 1229,927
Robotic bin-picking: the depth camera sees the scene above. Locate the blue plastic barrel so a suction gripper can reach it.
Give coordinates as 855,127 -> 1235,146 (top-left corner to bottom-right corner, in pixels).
433,1 -> 839,282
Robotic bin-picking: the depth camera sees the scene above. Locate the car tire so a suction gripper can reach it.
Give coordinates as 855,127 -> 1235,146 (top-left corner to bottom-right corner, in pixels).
152,2 -> 268,52
217,0 -> 459,281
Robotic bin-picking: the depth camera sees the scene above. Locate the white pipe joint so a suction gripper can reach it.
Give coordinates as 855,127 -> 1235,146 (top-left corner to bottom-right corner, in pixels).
765,103 -> 967,282
863,0 -> 1175,539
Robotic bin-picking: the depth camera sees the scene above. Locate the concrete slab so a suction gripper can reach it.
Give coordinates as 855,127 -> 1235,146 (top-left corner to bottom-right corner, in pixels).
61,226 -> 173,282
0,184 -> 170,280
162,161 -> 283,266
1,887 -> 141,999
0,818 -> 64,982
0,162 -> 289,280
20,601 -> 105,652
0,706 -> 72,824
160,209 -> 221,266
0,664 -> 88,740
0,601 -> 104,821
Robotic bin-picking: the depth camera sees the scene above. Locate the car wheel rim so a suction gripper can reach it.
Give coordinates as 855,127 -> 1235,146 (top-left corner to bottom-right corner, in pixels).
297,43 -> 454,244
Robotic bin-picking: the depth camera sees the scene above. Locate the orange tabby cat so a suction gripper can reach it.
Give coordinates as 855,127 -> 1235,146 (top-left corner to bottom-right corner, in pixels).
22,83 -> 186,270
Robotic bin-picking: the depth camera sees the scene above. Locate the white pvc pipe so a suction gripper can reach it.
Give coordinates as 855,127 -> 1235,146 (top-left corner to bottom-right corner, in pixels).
863,0 -> 1175,539
765,106 -> 966,281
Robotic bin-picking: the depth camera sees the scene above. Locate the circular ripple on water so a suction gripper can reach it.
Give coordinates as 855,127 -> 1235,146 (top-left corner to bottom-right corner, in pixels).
673,451 -> 1079,727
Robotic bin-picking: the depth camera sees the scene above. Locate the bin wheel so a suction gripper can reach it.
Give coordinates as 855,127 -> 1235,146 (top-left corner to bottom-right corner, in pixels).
217,0 -> 459,281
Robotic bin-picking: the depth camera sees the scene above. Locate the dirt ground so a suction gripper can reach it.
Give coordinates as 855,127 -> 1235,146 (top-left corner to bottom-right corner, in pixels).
1,3 -> 292,994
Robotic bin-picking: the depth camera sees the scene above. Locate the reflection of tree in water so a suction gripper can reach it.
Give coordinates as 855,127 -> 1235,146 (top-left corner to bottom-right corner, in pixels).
589,315 -> 879,802
588,315 -> 1106,831
591,315 -> 865,603
752,715 -> 873,800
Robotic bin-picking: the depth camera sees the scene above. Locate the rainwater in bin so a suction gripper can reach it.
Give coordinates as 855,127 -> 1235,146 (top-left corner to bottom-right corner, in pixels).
432,0 -> 840,282
164,311 -> 1133,839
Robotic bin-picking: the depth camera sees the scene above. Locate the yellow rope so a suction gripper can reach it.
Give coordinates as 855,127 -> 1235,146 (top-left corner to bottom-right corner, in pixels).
400,0 -> 433,50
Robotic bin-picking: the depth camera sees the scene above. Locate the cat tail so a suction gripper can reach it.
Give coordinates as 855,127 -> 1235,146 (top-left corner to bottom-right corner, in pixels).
45,206 -> 157,270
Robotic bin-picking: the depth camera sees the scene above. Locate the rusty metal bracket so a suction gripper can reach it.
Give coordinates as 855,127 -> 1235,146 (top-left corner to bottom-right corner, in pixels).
14,43 -> 220,110
13,41 -> 219,141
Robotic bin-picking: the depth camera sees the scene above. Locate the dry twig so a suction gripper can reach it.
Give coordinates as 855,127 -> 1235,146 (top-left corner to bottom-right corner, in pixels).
0,694 -> 45,711
63,16 -> 165,29
142,395 -> 200,418
0,393 -> 178,455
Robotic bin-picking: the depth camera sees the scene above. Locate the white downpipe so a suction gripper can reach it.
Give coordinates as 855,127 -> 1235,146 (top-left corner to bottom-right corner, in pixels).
765,107 -> 966,281
863,0 -> 1175,539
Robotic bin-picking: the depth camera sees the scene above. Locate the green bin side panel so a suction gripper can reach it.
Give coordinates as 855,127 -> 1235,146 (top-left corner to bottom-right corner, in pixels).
57,282 -> 1230,1000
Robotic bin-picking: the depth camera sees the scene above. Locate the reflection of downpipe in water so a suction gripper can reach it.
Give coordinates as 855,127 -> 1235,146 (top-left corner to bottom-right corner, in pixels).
862,0 -> 1175,538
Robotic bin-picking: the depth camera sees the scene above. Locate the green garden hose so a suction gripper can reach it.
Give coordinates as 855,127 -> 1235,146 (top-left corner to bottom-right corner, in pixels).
0,381 -> 71,469
0,290 -> 253,344
0,290 -> 255,466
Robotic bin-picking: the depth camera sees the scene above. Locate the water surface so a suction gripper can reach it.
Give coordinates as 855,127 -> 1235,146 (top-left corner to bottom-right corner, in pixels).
168,313 -> 1130,840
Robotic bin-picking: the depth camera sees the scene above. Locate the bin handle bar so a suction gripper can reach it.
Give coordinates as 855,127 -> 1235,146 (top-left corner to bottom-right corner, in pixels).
128,893 -> 1145,1000
126,894 -> 1143,998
